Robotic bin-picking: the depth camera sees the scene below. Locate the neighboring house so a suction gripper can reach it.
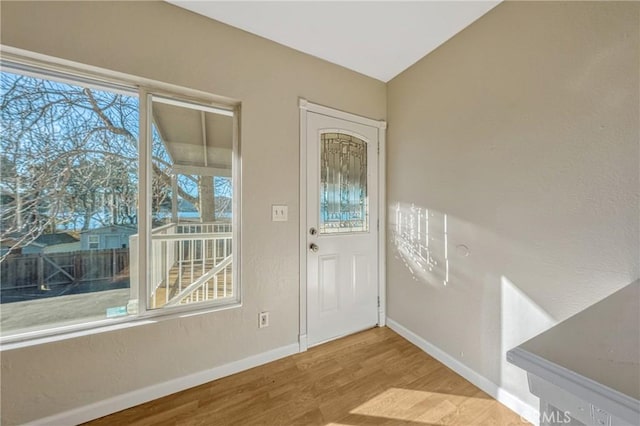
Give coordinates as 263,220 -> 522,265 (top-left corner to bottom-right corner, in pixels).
1,232 -> 80,256
20,232 -> 80,255
80,225 -> 136,250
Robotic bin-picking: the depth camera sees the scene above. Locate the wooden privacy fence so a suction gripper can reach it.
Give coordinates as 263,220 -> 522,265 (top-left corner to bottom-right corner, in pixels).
0,249 -> 130,293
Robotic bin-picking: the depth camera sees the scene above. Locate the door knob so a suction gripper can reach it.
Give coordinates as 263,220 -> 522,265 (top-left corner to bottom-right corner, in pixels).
309,243 -> 319,252
309,227 -> 317,236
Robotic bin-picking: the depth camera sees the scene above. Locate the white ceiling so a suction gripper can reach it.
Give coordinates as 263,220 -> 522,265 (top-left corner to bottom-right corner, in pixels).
167,1 -> 500,82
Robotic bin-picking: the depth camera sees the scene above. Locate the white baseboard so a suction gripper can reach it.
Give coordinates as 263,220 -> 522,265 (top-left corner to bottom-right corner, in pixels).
25,343 -> 300,426
386,318 -> 539,426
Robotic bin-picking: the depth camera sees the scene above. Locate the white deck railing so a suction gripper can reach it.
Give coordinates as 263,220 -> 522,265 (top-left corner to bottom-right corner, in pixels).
129,222 -> 232,309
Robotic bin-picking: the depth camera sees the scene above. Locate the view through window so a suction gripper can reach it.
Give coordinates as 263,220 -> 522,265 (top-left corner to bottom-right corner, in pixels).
147,96 -> 235,309
0,63 -> 238,340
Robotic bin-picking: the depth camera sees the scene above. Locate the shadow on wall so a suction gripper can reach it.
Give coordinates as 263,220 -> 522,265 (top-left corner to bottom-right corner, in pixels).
390,202 -> 557,404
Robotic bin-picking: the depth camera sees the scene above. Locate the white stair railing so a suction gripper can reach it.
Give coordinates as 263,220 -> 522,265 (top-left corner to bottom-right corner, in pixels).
147,222 -> 232,308
164,254 -> 232,306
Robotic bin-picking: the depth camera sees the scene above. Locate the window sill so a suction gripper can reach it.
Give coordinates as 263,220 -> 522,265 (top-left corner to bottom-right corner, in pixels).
0,301 -> 242,351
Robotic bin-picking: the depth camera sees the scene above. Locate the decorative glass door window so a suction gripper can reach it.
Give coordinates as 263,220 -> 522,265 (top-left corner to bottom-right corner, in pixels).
319,133 -> 368,234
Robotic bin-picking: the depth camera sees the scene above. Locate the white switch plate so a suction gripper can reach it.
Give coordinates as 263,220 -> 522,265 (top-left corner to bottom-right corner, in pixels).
272,205 -> 288,222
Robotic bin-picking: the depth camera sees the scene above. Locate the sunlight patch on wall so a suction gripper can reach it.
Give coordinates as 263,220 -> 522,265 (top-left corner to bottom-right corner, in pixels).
393,203 -> 464,287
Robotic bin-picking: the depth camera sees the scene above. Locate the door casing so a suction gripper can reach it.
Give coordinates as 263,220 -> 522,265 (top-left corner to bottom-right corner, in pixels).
298,98 -> 386,352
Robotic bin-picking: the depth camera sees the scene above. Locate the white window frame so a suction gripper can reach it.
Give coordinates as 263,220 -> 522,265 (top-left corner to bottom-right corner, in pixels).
0,47 -> 242,348
87,235 -> 100,250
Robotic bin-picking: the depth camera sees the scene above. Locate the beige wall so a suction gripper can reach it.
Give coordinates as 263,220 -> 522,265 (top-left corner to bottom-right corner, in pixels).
0,2 -> 386,424
3,1 -> 639,423
387,0 -> 639,410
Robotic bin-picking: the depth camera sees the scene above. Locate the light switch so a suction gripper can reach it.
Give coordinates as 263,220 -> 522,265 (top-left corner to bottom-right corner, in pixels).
272,205 -> 288,222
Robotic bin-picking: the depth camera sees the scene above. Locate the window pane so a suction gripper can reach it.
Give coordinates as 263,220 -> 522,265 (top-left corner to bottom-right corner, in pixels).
148,97 -> 234,309
320,133 -> 368,234
0,70 -> 139,336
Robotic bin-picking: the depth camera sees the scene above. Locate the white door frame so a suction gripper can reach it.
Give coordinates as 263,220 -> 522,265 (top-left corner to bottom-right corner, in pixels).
298,98 -> 386,352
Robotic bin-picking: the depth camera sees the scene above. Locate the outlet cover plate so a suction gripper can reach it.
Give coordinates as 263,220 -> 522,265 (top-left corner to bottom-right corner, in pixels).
259,312 -> 269,328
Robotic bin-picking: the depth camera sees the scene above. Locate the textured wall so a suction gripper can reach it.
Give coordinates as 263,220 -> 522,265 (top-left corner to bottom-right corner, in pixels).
0,2 -> 385,424
387,0 -> 639,410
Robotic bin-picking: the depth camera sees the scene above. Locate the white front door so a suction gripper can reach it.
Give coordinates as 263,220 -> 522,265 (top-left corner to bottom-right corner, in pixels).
305,111 -> 380,347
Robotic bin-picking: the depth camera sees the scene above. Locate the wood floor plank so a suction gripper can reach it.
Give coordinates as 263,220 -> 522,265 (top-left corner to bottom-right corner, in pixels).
84,327 -> 528,426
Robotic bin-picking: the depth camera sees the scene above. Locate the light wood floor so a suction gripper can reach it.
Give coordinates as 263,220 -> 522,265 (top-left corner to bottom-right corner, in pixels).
85,327 -> 527,426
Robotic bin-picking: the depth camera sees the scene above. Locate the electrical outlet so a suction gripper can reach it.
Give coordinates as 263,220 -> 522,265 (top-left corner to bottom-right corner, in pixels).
259,311 -> 269,328
272,205 -> 288,222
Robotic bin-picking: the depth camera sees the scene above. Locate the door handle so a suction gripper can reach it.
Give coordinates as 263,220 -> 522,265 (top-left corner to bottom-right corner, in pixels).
309,243 -> 319,253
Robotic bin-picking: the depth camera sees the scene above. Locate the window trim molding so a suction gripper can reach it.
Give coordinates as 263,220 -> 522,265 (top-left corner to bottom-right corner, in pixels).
1,45 -> 238,112
0,46 -> 242,348
1,301 -> 243,351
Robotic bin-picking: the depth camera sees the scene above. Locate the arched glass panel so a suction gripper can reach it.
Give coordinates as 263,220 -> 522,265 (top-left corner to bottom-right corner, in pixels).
319,133 -> 368,234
